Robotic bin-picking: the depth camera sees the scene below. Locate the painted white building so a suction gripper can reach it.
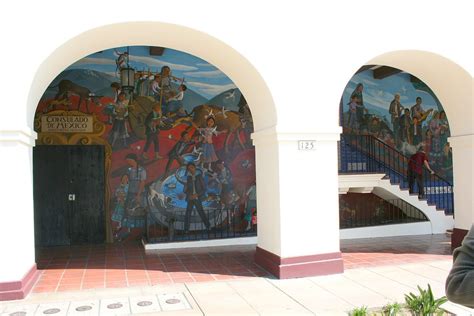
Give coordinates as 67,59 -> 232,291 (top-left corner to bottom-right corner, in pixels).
1,0 -> 473,300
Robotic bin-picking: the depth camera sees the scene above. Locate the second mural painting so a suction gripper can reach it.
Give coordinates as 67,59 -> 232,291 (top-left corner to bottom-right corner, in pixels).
341,67 -> 452,182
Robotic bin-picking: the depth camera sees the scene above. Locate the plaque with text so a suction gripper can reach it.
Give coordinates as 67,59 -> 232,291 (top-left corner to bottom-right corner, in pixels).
41,115 -> 94,133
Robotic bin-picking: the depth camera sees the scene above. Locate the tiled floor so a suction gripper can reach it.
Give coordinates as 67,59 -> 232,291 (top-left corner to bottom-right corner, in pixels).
32,234 -> 452,294
341,233 -> 452,269
34,244 -> 269,294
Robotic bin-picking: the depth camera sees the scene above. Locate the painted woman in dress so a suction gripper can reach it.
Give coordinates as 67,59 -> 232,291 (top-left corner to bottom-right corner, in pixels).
112,174 -> 129,239
198,116 -> 223,172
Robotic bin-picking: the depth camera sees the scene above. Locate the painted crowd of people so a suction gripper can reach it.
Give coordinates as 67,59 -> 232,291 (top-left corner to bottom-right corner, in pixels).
106,64 -> 257,241
344,83 -> 452,179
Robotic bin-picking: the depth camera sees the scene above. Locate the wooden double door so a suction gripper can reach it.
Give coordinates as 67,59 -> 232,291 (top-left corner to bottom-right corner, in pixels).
33,145 -> 105,247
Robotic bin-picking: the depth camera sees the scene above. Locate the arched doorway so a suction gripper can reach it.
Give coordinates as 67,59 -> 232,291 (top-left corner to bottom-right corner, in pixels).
338,50 -> 473,247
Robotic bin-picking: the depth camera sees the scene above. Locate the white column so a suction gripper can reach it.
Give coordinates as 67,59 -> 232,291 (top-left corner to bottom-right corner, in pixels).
0,128 -> 39,299
450,134 -> 474,232
252,127 -> 343,278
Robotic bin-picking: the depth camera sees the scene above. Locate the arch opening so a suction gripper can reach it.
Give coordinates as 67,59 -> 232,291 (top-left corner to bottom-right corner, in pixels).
336,50 -> 473,238
29,24 -> 277,246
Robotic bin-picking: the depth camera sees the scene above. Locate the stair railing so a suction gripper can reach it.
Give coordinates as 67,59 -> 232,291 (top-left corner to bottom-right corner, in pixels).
339,134 -> 454,215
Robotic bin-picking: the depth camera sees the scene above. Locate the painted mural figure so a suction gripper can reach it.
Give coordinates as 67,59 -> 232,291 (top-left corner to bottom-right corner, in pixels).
350,83 -> 368,131
114,49 -> 128,73
238,95 -> 253,133
162,129 -> 196,180
411,97 -> 433,146
142,104 -> 163,160
109,92 -> 130,147
198,116 -> 224,172
244,183 -> 257,231
389,93 -> 404,142
123,153 -> 147,228
112,174 -> 129,239
214,160 -> 233,203
347,95 -> 360,132
151,66 -> 181,114
399,108 -> 413,144
166,84 -> 187,117
104,82 -> 123,124
135,73 -> 150,97
184,163 -> 211,233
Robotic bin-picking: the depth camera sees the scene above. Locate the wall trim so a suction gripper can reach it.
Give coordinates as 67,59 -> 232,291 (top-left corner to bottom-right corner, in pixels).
448,134 -> 474,148
252,126 -> 342,144
0,264 -> 40,301
143,236 -> 257,250
0,129 -> 37,147
255,247 -> 344,279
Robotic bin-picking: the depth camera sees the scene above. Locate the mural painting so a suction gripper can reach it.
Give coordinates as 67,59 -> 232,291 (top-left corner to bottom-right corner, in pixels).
34,46 -> 257,243
341,67 -> 453,181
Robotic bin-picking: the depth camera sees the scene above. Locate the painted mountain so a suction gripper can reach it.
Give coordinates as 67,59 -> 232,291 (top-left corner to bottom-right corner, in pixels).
42,69 -> 209,111
207,88 -> 242,111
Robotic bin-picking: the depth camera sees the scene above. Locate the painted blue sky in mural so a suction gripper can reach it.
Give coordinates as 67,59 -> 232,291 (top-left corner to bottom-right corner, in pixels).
342,70 -> 442,120
67,46 -> 236,99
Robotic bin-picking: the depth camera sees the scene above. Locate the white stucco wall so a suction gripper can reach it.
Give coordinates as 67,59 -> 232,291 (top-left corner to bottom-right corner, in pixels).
1,0 -> 473,282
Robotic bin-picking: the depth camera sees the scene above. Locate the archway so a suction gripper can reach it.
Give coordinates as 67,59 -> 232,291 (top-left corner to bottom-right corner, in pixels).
338,50 -> 473,246
0,22 -> 282,300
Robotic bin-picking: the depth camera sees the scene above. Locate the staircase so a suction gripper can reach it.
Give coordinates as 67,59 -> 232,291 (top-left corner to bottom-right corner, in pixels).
339,134 -> 454,215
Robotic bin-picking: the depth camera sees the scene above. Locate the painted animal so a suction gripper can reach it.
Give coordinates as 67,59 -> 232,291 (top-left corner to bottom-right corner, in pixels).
148,187 -> 170,208
51,79 -> 102,113
182,104 -> 247,153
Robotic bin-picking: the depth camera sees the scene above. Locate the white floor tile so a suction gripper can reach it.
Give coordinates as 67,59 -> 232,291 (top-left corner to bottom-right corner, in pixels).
129,295 -> 161,314
35,302 -> 70,316
67,300 -> 100,316
157,293 -> 191,312
2,304 -> 39,316
98,298 -> 130,316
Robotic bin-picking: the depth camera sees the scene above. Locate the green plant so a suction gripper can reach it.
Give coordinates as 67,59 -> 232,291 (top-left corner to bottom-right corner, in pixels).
404,284 -> 448,316
349,306 -> 368,316
382,302 -> 402,316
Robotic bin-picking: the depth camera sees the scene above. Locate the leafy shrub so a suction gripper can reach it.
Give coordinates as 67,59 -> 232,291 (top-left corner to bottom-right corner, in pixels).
349,306 -> 368,316
404,284 -> 448,315
382,302 -> 402,316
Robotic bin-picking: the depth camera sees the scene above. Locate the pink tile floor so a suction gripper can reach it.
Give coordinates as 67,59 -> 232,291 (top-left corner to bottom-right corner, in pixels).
32,234 -> 452,294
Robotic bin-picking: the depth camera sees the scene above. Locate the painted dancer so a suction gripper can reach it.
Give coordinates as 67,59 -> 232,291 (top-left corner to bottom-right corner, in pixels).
183,163 -> 210,233
197,116 -> 226,172
161,129 -> 196,180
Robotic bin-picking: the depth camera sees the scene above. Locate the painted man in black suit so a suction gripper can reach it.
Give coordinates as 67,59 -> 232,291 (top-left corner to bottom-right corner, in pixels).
161,129 -> 195,180
184,163 -> 211,233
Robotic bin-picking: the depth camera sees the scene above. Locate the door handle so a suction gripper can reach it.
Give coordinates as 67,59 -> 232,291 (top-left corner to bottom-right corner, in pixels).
68,194 -> 76,201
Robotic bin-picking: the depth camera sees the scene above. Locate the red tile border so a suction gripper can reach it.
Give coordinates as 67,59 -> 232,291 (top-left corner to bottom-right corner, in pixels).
0,264 -> 41,301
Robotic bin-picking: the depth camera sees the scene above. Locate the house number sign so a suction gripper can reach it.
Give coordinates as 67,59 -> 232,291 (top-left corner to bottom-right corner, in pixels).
298,140 -> 316,151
